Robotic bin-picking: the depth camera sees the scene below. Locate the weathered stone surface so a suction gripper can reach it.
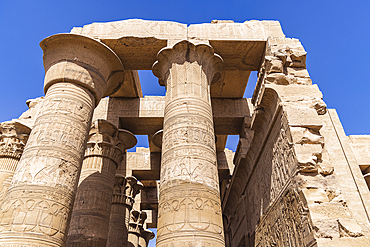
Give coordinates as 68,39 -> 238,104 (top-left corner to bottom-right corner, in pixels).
110,70 -> 143,98
4,18 -> 370,247
17,97 -> 44,128
107,175 -> 143,247
153,40 -> 225,246
66,120 -> 136,246
0,33 -> 124,247
0,121 -> 31,204
92,96 -> 252,136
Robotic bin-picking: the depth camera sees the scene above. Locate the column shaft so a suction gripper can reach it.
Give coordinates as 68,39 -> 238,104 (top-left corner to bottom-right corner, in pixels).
0,83 -> 95,246
67,120 -> 136,246
0,33 -> 124,247
153,41 -> 225,246
107,176 -> 143,247
66,156 -> 116,246
107,200 -> 131,247
0,121 -> 31,204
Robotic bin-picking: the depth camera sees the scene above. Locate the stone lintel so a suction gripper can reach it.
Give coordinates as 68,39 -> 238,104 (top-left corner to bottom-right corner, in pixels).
71,19 -> 284,71
93,96 -> 252,136
126,147 -> 234,182
71,19 -> 286,99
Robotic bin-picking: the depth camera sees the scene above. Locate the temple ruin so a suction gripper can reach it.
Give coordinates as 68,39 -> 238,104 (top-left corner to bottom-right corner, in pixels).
0,19 -> 370,246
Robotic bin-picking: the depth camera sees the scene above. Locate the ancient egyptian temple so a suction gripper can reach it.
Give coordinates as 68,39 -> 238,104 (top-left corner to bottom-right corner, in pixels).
1,19 -> 370,247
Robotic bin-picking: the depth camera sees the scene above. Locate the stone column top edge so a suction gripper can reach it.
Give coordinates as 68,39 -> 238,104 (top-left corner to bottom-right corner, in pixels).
90,119 -> 137,149
40,33 -> 125,99
40,33 -> 123,68
0,119 -> 31,135
152,40 -> 223,85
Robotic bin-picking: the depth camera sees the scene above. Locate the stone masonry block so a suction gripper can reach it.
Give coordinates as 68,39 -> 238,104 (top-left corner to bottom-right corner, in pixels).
284,106 -> 322,130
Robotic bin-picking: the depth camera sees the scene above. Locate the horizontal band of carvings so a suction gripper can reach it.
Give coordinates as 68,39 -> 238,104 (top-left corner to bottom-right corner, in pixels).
111,194 -> 135,207
161,145 -> 216,166
85,120 -> 136,166
84,142 -> 124,166
0,152 -> 21,161
113,175 -> 143,203
35,96 -> 93,126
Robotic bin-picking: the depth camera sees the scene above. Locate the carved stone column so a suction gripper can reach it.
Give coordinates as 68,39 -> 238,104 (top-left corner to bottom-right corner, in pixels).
152,40 -> 225,246
107,176 -> 143,247
138,224 -> 154,247
0,121 -> 31,204
127,210 -> 147,247
66,120 -> 136,246
0,34 -> 124,247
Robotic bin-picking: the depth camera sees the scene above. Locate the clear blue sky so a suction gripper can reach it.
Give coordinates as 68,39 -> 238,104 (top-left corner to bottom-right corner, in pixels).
1,1 -> 369,246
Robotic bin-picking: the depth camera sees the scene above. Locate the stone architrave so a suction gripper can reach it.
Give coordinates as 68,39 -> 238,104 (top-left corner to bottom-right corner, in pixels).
66,119 -> 136,246
0,121 -> 31,204
138,226 -> 155,247
152,40 -> 225,246
0,34 -> 124,247
127,210 -> 147,247
107,175 -> 143,247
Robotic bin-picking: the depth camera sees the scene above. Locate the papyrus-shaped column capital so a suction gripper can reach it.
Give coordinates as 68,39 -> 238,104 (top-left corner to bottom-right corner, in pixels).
128,211 -> 147,247
152,40 -> 223,87
0,121 -> 31,204
0,120 -> 31,160
85,119 -> 136,166
112,175 -> 143,207
66,122 -> 136,246
40,33 -> 124,104
107,175 -> 143,247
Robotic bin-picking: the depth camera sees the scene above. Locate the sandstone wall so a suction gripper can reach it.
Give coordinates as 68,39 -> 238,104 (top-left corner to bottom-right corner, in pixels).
222,37 -> 370,247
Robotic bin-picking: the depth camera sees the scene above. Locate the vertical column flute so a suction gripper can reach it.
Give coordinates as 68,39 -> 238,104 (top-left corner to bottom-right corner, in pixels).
0,33 -> 124,247
152,40 -> 225,246
66,119 -> 136,246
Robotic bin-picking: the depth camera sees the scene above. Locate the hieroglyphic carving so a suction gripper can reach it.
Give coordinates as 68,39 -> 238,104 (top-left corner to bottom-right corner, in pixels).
0,188 -> 70,238
254,187 -> 316,247
0,83 -> 94,247
66,120 -> 136,246
153,40 -> 225,247
157,186 -> 223,236
244,110 -> 297,234
0,33 -> 124,246
0,121 -> 31,204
